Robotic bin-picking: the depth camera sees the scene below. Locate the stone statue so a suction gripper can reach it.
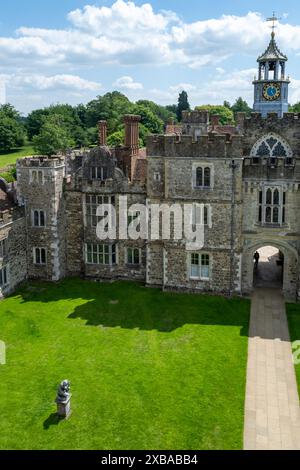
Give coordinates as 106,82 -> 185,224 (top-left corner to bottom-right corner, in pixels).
55,380 -> 72,419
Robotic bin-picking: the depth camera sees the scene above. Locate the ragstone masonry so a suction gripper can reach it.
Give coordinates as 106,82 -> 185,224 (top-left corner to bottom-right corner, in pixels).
1,33 -> 300,301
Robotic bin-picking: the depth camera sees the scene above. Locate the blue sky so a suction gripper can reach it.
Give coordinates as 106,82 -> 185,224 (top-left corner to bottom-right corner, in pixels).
1,0 -> 300,114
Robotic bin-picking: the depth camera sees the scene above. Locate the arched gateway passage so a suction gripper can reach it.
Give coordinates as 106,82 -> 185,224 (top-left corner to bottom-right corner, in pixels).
253,246 -> 283,288
242,241 -> 298,300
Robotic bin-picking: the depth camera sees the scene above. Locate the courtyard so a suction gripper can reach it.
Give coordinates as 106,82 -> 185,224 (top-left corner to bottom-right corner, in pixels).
0,279 -> 250,450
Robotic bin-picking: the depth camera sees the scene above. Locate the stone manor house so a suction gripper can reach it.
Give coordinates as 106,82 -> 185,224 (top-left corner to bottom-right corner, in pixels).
1,31 -> 300,301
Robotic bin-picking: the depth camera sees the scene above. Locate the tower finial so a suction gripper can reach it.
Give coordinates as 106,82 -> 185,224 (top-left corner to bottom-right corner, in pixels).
267,11 -> 280,38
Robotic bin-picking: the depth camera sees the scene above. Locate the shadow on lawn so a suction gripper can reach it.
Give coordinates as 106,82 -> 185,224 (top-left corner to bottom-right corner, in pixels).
43,413 -> 64,430
17,279 -> 250,335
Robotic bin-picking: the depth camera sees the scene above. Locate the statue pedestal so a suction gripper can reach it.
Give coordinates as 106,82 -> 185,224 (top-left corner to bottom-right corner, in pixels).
56,394 -> 72,419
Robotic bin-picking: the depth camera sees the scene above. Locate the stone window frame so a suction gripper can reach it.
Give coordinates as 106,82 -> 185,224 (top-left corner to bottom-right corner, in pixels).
32,209 -> 46,228
192,163 -> 214,190
30,169 -> 44,184
0,264 -> 9,288
189,252 -> 211,281
33,247 -> 47,265
250,133 -> 293,165
0,238 -> 8,259
85,243 -> 117,266
126,247 -> 141,266
85,194 -> 115,228
153,172 -> 161,182
90,167 -> 108,181
258,186 -> 286,226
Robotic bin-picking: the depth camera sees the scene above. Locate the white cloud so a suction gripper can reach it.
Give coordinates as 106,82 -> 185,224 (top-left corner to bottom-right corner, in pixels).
114,76 -> 143,90
169,83 -> 196,93
1,73 -> 101,92
1,4 -> 300,70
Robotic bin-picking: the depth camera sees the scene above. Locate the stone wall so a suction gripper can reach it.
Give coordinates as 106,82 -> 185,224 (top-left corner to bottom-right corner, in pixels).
0,208 -> 27,296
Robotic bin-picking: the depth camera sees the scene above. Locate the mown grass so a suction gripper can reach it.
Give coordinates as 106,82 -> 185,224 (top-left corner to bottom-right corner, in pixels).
0,278 -> 250,450
286,303 -> 300,394
0,143 -> 37,169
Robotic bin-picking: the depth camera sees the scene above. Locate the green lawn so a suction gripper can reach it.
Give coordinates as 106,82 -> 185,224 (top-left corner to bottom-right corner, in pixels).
0,143 -> 37,169
286,304 -> 300,393
0,279 -> 250,450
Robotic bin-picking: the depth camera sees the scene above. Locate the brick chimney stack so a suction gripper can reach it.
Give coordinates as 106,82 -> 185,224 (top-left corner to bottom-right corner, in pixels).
98,120 -> 107,146
211,114 -> 220,129
124,115 -> 141,156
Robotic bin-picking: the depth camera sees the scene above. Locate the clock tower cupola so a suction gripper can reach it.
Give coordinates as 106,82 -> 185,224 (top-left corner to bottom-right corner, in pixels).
253,14 -> 289,118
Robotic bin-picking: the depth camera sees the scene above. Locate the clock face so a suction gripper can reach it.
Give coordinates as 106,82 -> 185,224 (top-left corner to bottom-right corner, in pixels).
263,83 -> 281,101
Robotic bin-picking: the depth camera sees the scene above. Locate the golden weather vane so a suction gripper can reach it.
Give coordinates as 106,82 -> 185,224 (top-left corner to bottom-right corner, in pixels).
267,12 -> 281,37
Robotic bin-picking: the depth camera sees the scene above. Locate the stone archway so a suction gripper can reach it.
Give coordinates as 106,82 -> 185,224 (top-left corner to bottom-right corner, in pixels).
253,246 -> 283,288
242,240 -> 298,300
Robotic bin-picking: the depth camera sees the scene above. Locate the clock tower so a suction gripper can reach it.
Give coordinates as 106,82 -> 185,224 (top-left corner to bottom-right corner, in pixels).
253,17 -> 290,118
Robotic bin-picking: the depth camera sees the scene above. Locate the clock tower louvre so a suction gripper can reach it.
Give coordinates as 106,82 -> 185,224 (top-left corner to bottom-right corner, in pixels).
253,29 -> 290,118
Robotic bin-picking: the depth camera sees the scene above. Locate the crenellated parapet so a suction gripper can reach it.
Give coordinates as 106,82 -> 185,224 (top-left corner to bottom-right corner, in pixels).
17,155 -> 65,168
182,110 -> 210,124
146,133 -> 243,159
236,112 -> 300,132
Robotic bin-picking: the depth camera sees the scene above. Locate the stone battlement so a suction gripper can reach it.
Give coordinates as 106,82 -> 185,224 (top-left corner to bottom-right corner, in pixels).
236,112 -> 300,128
17,156 -> 65,168
146,133 -> 242,158
182,110 -> 210,124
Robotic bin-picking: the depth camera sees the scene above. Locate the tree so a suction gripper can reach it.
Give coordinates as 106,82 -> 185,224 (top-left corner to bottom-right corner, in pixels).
176,91 -> 190,122
289,102 -> 300,113
136,100 -> 176,124
195,105 -> 234,125
85,92 -> 132,132
107,130 -> 125,147
0,104 -> 26,151
231,97 -> 252,116
33,115 -> 75,156
132,104 -> 164,134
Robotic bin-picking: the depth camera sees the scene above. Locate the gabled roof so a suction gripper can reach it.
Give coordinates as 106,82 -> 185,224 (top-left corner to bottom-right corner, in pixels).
257,33 -> 287,62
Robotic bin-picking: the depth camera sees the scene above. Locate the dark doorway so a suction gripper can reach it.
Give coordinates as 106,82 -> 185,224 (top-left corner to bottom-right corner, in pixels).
253,246 -> 284,289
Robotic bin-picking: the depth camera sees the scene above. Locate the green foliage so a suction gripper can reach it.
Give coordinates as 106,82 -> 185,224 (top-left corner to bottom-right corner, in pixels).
136,100 -> 176,124
26,104 -> 94,147
0,104 -> 26,152
231,97 -> 252,116
195,105 -> 234,125
0,278 -> 250,450
176,91 -> 190,122
85,91 -> 132,132
132,104 -> 164,134
289,102 -> 300,113
0,143 -> 37,169
107,130 -> 125,147
0,165 -> 16,182
33,115 -> 75,156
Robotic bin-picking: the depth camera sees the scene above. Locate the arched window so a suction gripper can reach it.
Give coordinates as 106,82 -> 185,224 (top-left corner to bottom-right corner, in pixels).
250,133 -> 292,165
258,187 -> 286,225
196,167 -> 203,187
204,168 -> 211,187
266,189 -> 272,205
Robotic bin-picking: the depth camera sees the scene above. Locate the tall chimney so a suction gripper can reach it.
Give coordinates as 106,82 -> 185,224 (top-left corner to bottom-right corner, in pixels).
124,115 -> 141,156
98,120 -> 107,146
211,114 -> 220,129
